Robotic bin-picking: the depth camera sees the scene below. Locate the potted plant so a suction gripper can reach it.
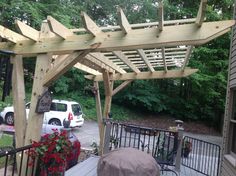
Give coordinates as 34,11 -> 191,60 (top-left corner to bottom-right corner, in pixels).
28,129 -> 74,176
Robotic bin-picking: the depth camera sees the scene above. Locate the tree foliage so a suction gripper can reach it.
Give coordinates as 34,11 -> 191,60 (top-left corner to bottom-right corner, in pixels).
0,0 -> 234,130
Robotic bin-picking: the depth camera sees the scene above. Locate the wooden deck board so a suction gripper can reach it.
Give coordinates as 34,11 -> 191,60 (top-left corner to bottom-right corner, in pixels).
65,156 -> 100,176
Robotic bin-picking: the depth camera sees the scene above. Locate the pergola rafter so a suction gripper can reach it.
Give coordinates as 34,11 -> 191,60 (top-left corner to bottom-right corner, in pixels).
0,0 -> 234,162
47,16 -> 74,39
74,62 -> 101,75
158,0 -> 164,31
196,0 -> 207,26
118,7 -> 132,34
15,20 -> 40,41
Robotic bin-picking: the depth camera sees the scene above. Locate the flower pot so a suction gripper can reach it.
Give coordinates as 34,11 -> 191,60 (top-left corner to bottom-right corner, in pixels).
39,164 -> 66,176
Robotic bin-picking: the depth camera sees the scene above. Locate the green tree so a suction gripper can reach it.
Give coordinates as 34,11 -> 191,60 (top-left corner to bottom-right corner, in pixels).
0,0 -> 234,131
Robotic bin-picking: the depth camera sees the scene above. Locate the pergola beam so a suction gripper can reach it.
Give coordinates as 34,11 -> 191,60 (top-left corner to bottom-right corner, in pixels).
196,0 -> 207,27
85,69 -> 198,81
137,49 -> 155,72
1,20 -> 233,56
113,51 -> 140,73
15,20 -> 39,41
118,8 -> 131,34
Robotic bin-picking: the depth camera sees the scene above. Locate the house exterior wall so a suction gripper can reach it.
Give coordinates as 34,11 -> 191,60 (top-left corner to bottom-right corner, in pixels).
221,2 -> 236,175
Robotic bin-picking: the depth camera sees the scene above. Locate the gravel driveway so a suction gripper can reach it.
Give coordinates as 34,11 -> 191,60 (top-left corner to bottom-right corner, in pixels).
72,120 -> 100,150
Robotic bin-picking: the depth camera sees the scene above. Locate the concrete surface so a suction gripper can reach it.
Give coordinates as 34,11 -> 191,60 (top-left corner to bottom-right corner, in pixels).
72,120 -> 100,150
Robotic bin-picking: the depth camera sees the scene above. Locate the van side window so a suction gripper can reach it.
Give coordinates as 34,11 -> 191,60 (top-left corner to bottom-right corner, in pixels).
50,103 -> 56,111
72,104 -> 81,115
56,103 -> 67,112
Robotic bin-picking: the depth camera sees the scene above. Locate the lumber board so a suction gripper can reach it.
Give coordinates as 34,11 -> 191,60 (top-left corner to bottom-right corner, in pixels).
118,8 -> 131,34
15,20 -> 39,41
47,16 -> 74,39
196,0 -> 207,26
0,25 -> 29,43
0,20 -> 235,56
81,12 -> 102,36
113,51 -> 140,73
74,63 -> 101,75
0,20 -> 233,56
85,69 -> 198,81
137,49 -> 155,72
43,51 -> 90,86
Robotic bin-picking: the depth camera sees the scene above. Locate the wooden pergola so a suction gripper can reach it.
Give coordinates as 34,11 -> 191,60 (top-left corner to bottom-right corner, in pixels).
0,0 -> 234,164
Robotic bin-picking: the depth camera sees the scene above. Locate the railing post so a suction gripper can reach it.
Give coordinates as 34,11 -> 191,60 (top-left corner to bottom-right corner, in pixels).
103,118 -> 112,154
175,127 -> 184,174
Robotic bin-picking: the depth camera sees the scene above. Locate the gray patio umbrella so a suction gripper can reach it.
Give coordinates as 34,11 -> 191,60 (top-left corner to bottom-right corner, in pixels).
97,148 -> 160,176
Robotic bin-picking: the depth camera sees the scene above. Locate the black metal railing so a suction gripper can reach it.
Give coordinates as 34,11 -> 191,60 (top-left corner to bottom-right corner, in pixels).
0,144 -> 35,176
181,136 -> 221,176
105,121 -> 179,167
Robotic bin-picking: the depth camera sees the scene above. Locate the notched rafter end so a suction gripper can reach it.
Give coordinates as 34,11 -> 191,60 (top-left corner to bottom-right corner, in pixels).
47,16 -> 73,39
117,8 -> 131,34
81,12 -> 102,37
15,20 -> 39,42
196,0 -> 208,27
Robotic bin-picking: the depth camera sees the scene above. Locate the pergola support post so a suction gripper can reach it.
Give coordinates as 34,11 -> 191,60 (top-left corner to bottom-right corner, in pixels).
103,70 -> 114,118
11,55 -> 27,173
175,128 -> 184,174
94,81 -> 103,155
12,55 -> 27,147
21,54 -> 51,176
102,70 -> 114,154
24,53 -> 51,144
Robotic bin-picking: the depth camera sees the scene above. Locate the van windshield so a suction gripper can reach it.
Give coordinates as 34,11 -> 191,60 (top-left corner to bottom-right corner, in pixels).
72,104 -> 82,115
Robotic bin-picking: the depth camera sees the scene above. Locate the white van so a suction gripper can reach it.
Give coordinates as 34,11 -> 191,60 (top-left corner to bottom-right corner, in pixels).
0,100 -> 84,128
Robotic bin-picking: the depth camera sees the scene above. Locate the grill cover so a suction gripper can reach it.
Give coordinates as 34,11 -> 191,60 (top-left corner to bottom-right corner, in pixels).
97,148 -> 160,176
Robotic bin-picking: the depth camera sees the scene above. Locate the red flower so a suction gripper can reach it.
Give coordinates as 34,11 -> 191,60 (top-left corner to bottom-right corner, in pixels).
28,130 -> 75,175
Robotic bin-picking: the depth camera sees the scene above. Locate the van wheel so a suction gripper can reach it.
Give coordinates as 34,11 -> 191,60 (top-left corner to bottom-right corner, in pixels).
49,119 -> 61,126
5,112 -> 14,126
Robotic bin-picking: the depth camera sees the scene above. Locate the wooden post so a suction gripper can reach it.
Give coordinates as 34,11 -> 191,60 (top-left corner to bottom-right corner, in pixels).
11,55 -> 27,173
21,54 -> 51,176
12,55 -> 27,147
175,128 -> 184,174
101,70 -> 113,154
103,121 -> 112,154
22,21 -> 53,176
24,20 -> 53,145
103,70 -> 114,118
24,53 -> 51,145
94,81 -> 104,155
